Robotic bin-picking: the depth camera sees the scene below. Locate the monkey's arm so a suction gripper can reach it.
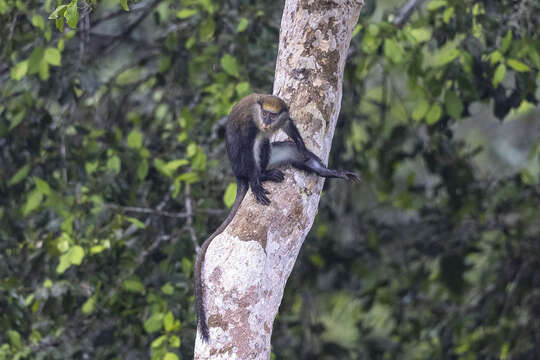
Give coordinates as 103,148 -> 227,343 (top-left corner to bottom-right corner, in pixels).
284,120 -> 307,152
268,141 -> 361,182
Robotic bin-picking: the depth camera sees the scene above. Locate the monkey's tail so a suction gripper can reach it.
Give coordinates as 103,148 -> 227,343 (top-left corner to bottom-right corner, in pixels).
194,179 -> 249,342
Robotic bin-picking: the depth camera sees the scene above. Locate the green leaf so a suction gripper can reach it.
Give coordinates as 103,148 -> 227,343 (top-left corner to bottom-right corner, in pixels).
28,46 -> 44,74
164,159 -> 189,173
426,104 -> 442,125
169,335 -> 181,348
507,59 -> 530,72
48,4 -> 67,19
236,82 -> 251,97
32,14 -> 45,29
223,183 -> 236,208
123,277 -> 145,294
384,38 -> 404,64
144,313 -> 164,333
107,155 -> 121,173
501,30 -> 512,53
116,67 -> 142,85
8,164 -> 30,186
151,335 -> 167,348
488,50 -> 502,65
120,0 -> 129,11
221,54 -> 240,77
34,177 -> 52,195
492,63 -> 506,87
176,8 -> 197,19
412,99 -> 430,121
11,60 -> 28,80
44,47 -> 61,66
237,17 -> 248,32
127,129 -> 143,149
442,6 -> 454,23
164,353 -> 179,360
427,0 -> 446,11
65,0 -> 79,29
82,296 -> 96,314
433,46 -> 460,66
444,91 -> 464,119
126,216 -> 146,229
137,160 -> 149,180
23,189 -> 43,216
69,245 -> 84,265
176,172 -> 199,184
199,18 -> 215,40
161,283 -> 174,295
85,161 -> 99,174
409,27 -> 432,43
56,252 -> 72,274
7,330 -> 22,349
163,311 -> 174,332
56,17 -> 64,32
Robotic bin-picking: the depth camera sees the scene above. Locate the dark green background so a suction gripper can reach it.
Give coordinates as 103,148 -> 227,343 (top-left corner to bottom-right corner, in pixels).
1,0 -> 540,358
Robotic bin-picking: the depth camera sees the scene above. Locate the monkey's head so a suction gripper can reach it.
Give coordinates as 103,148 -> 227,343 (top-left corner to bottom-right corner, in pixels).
254,95 -> 289,134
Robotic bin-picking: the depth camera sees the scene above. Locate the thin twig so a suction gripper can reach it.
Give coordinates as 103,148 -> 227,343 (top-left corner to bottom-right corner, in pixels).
393,0 -> 426,27
1,12 -> 19,60
103,0 -> 161,52
103,203 -> 189,219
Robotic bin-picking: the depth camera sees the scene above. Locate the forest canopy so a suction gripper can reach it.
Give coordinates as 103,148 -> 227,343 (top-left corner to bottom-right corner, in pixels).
1,0 -> 539,359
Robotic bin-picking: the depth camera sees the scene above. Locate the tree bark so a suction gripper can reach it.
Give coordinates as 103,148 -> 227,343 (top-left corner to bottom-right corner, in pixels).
194,1 -> 364,358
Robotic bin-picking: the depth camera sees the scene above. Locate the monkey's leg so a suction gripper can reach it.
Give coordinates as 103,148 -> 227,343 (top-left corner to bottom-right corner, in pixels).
260,169 -> 285,182
269,141 -> 361,182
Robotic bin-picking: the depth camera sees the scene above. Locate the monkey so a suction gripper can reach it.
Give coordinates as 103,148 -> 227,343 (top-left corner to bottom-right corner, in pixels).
195,94 -> 360,341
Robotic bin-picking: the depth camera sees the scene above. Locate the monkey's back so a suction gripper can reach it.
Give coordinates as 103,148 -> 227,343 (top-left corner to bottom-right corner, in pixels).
226,95 -> 260,180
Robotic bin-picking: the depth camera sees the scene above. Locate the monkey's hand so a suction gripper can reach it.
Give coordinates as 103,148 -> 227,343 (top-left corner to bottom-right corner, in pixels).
261,169 -> 285,183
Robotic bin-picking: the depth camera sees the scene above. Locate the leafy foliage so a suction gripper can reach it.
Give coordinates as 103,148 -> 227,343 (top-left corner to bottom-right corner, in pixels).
0,0 -> 539,359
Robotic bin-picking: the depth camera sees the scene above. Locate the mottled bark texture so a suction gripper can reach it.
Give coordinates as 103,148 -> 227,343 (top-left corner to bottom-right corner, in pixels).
194,0 -> 363,358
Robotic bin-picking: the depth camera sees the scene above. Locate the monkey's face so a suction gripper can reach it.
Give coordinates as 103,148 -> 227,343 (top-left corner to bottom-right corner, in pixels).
257,99 -> 288,133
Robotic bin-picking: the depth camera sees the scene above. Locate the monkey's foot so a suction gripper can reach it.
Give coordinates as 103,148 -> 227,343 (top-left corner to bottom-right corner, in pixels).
251,183 -> 271,205
261,169 -> 285,183
338,170 -> 362,183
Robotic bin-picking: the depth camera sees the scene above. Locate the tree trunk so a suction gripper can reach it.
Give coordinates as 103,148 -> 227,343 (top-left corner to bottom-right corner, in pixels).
194,0 -> 364,358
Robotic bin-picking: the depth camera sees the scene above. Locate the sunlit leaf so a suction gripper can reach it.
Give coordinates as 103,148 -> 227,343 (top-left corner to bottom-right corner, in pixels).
223,182 -> 237,208
492,63 -> 506,87
507,59 -> 530,72
237,17 -> 248,32
221,54 -> 240,77
44,47 -> 61,66
11,60 -> 28,80
32,14 -> 45,29
127,129 -> 143,149
176,8 -> 197,18
8,164 -> 30,186
144,313 -> 164,333
69,245 -> 84,265
48,4 -> 67,19
65,0 -> 79,29
23,189 -> 43,216
124,277 -> 145,294
501,30 -> 512,53
82,296 -> 96,314
120,0 -> 129,11
164,353 -> 179,360
444,91 -> 464,119
425,103 -> 442,125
